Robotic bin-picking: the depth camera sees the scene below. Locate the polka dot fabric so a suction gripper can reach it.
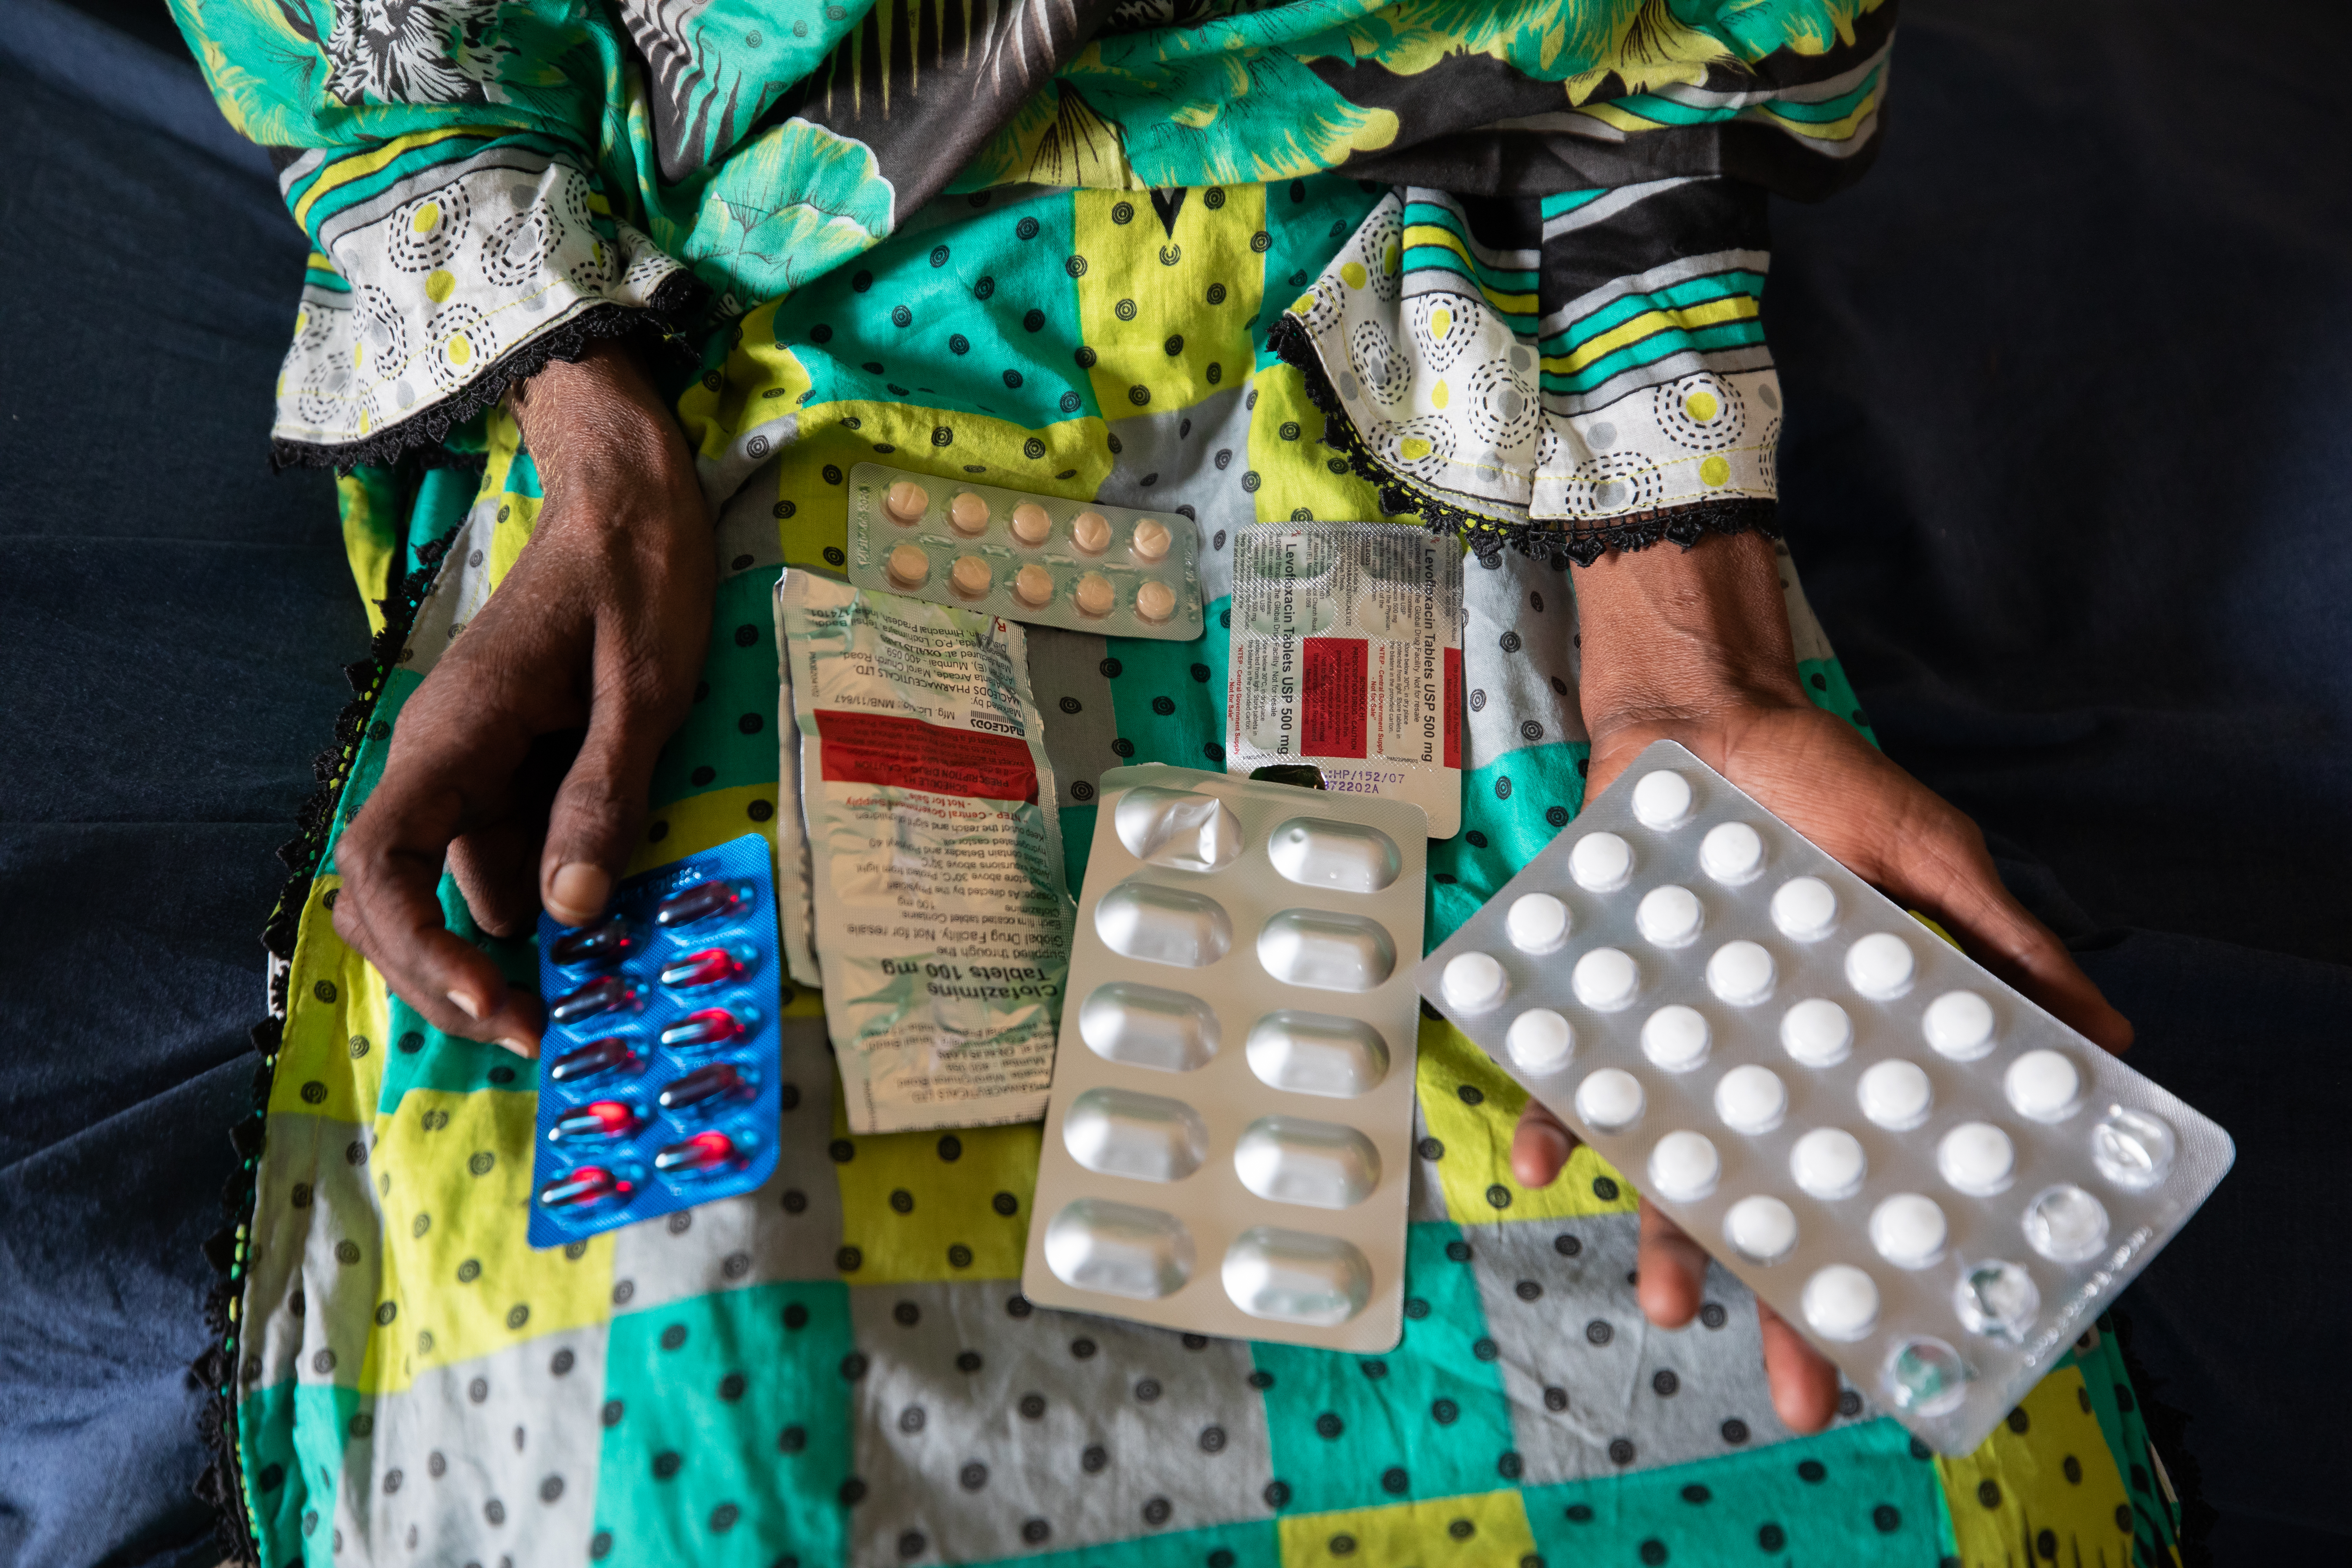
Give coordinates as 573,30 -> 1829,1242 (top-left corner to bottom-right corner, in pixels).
232,181 -> 2181,1567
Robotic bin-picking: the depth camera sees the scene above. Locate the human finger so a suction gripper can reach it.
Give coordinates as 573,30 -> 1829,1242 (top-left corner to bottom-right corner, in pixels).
539,683 -> 677,928
1510,1099 -> 1580,1189
1634,1198 -> 1710,1328
1757,1300 -> 1840,1432
447,729 -> 581,938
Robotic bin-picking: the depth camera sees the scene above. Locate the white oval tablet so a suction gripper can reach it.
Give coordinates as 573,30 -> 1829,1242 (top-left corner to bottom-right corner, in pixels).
883,479 -> 929,523
1858,1058 -> 1933,1130
1572,947 -> 1639,1011
1631,769 -> 1694,829
1071,511 -> 1112,554
1640,1006 -> 1710,1073
1440,951 -> 1506,1015
1073,571 -> 1116,618
885,542 -> 930,588
2005,1049 -> 2082,1123
1714,1064 -> 1788,1135
1923,990 -> 1996,1060
1724,1195 -> 1799,1265
1845,932 -> 1916,999
2023,1183 -> 2110,1264
1770,876 -> 1838,941
1575,1068 -> 1645,1132
1635,885 -> 1702,948
1012,562 -> 1055,606
1130,518 -> 1173,562
1009,502 -> 1053,546
1937,1121 -> 2016,1196
947,490 -> 989,536
1869,1193 -> 1949,1269
1802,1264 -> 1880,1342
1779,998 -> 1854,1068
1706,940 -> 1775,1006
1791,1127 -> 1867,1199
2091,1106 -> 2177,1191
1505,892 -> 1569,954
1568,831 -> 1633,892
1647,1129 -> 1720,1203
1505,1009 -> 1574,1074
948,554 -> 992,598
1135,580 -> 1177,623
1699,821 -> 1765,884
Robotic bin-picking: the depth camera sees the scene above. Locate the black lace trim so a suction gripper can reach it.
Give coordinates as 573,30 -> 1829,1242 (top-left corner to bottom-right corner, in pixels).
1266,312 -> 1780,565
193,524 -> 461,1566
269,270 -> 706,474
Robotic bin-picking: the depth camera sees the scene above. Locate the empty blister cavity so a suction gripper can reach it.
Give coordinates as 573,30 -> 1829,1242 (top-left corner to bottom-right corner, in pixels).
1792,1127 -> 1867,1199
1234,1116 -> 1382,1209
1803,1264 -> 1881,1341
1725,1195 -> 1799,1265
1780,998 -> 1853,1068
1575,1068 -> 1645,1132
1246,1011 -> 1390,1098
1259,910 -> 1396,992
1715,1064 -> 1788,1135
1079,982 -> 1220,1073
1859,1058 -> 1934,1130
1647,1129 -> 1720,1203
1707,939 -> 1775,1005
2005,1049 -> 2083,1124
1440,951 -> 1506,1014
1631,768 -> 1694,829
1869,1194 -> 1949,1269
1505,1008 -> 1574,1074
1062,1087 -> 1210,1183
1954,1260 -> 2040,1342
1937,1122 -> 2016,1197
1044,1199 -> 1196,1300
2091,1106 -> 2177,1191
1568,831 -> 1633,891
1846,932 -> 1916,1000
1770,876 -> 1837,941
1222,1227 -> 1373,1327
1269,817 -> 1402,893
1641,1005 -> 1711,1073
1114,786 -> 1245,871
2023,1183 -> 2110,1264
1700,821 -> 1765,884
1505,892 -> 1569,954
1885,1337 -> 1969,1418
1097,881 -> 1233,967
1636,884 -> 1703,948
1924,990 -> 1996,1060
1573,947 -> 1639,1011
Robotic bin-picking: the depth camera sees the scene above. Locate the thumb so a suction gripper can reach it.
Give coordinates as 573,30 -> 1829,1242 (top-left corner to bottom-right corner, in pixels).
540,693 -> 669,927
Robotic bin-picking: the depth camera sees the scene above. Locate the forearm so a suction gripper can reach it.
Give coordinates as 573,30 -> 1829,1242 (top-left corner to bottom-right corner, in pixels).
1575,531 -> 1810,729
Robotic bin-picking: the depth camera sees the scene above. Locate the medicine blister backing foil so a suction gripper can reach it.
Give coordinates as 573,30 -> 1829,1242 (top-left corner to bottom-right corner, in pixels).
1021,766 -> 1428,1351
1416,741 -> 2232,1455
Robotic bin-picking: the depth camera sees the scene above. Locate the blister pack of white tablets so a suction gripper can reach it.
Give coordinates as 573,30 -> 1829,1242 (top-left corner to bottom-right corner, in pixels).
1415,740 -> 2232,1455
1020,764 -> 1428,1351
845,462 -> 1203,640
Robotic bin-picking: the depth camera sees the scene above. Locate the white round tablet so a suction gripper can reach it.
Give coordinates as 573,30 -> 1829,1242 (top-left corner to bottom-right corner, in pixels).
1791,1127 -> 1867,1199
1009,502 -> 1054,546
1640,1006 -> 1710,1072
1631,769 -> 1694,829
1802,1264 -> 1880,1342
1440,951 -> 1506,1015
1858,1058 -> 1933,1130
2023,1183 -> 2110,1264
1575,1067 -> 1645,1132
1635,884 -> 1702,948
1647,1129 -> 1720,1203
1869,1193 -> 1949,1269
1770,876 -> 1838,941
1724,1195 -> 1799,1265
1699,821 -> 1765,884
1714,1064 -> 1788,1135
2004,1049 -> 2082,1123
2091,1106 -> 2177,1191
1779,998 -> 1854,1068
1923,990 -> 1996,1060
1568,832 -> 1633,892
1505,892 -> 1569,954
1937,1121 -> 2015,1196
1706,940 -> 1775,1006
1572,947 -> 1639,1012
1845,932 -> 1916,999
1505,1009 -> 1574,1074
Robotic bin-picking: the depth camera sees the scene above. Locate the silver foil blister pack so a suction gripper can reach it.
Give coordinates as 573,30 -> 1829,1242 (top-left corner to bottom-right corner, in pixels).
1416,741 -> 2232,1454
845,462 -> 1203,640
1021,765 -> 1428,1351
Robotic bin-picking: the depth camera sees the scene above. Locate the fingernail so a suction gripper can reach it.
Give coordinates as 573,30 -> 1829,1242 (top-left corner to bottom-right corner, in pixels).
498,1036 -> 539,1059
447,989 -> 483,1022
549,862 -> 613,924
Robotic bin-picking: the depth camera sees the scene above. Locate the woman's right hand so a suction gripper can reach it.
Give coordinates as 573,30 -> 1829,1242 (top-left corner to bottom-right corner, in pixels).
331,339 -> 715,1055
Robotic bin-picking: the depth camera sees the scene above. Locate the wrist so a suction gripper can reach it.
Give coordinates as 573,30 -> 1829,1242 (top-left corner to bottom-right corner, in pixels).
1574,529 -> 1809,732
513,340 -> 698,503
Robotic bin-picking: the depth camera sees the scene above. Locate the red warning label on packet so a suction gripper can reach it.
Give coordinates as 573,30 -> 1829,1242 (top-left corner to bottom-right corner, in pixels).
1225,523 -> 1464,838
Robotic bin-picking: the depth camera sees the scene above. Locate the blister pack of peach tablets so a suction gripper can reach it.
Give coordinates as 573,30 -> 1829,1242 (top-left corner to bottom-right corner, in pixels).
1418,740 -> 2233,1454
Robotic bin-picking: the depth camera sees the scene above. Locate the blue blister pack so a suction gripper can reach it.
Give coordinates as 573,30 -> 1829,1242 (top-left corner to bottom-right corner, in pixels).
527,833 -> 783,1247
